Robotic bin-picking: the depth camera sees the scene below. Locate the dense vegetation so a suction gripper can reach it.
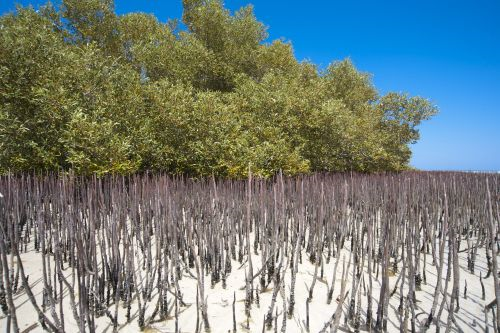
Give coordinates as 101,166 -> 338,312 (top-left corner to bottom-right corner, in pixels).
0,0 -> 438,177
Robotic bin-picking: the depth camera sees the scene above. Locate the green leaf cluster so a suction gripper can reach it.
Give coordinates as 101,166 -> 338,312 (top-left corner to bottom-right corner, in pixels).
0,0 -> 437,177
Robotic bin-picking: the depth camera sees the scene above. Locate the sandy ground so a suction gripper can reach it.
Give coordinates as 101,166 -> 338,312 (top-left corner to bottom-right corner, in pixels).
1,235 -> 497,333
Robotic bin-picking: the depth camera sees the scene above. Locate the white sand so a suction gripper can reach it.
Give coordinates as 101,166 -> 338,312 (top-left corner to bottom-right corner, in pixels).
1,237 -> 497,333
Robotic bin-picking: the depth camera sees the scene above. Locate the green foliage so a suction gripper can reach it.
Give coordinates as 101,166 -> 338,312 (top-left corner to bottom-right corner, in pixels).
61,0 -> 120,53
0,1 -> 437,177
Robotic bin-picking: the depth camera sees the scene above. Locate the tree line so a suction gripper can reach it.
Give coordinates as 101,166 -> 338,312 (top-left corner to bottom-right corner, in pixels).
0,0 -> 438,177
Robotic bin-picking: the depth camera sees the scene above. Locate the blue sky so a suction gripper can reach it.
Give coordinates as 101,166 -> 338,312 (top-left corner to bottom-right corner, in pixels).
2,0 -> 499,171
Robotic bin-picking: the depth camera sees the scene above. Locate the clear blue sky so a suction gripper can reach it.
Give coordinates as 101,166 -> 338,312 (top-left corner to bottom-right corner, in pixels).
2,0 -> 499,171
